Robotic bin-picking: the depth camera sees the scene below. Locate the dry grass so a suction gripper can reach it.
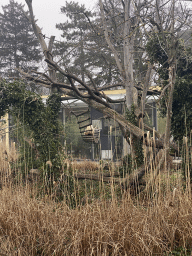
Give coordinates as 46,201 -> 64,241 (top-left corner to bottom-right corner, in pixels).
72,160 -> 100,173
0,141 -> 18,189
0,141 -> 17,173
0,142 -> 192,255
0,184 -> 192,255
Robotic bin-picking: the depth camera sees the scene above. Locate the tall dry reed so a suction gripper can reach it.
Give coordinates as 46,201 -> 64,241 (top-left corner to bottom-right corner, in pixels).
0,184 -> 192,255
0,140 -> 191,255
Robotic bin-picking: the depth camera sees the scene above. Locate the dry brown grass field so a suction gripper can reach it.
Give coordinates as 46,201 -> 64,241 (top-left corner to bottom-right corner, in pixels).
0,141 -> 192,255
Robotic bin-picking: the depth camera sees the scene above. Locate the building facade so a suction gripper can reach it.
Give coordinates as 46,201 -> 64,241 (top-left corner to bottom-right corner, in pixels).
61,89 -> 158,160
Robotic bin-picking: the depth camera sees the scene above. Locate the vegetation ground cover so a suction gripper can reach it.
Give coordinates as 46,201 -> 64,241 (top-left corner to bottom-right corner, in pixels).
0,141 -> 192,255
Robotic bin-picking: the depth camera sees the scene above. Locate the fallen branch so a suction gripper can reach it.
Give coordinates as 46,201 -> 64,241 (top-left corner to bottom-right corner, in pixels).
73,149 -> 165,195
74,172 -> 120,183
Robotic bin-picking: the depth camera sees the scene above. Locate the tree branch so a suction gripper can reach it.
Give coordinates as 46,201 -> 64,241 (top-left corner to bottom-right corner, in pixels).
25,0 -> 48,55
74,172 -> 120,182
45,58 -> 111,107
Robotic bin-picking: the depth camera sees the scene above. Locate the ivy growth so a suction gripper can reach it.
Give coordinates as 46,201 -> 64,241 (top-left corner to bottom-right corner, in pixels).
146,34 -> 192,144
125,105 -> 144,169
0,80 -> 63,178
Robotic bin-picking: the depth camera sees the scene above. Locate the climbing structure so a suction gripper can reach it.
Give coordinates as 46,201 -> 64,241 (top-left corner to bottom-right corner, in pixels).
73,109 -> 100,144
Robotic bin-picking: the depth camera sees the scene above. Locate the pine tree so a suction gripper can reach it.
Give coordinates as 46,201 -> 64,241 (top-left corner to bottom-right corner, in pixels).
0,0 -> 42,78
54,1 -> 119,86
54,1 -> 94,83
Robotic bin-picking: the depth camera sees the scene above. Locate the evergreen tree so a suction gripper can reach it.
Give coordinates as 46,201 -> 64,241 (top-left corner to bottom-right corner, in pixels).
54,1 -> 119,86
0,0 -> 42,78
54,2 -> 92,82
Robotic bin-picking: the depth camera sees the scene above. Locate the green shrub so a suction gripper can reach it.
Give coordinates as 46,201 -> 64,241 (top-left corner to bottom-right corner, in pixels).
0,80 -> 64,179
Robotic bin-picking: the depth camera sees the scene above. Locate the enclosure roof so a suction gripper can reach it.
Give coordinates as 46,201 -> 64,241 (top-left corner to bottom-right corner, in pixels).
42,87 -> 160,107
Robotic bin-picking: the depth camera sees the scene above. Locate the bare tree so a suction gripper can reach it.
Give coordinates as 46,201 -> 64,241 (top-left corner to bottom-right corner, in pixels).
18,0 -> 186,189
22,0 -> 151,142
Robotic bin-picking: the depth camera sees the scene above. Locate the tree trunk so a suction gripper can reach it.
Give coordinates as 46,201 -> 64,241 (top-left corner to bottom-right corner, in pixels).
163,0 -> 176,159
163,62 -> 176,155
124,0 -> 134,111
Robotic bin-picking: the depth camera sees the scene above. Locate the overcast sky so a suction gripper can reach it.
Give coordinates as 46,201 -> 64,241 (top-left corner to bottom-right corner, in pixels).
0,0 -> 97,41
